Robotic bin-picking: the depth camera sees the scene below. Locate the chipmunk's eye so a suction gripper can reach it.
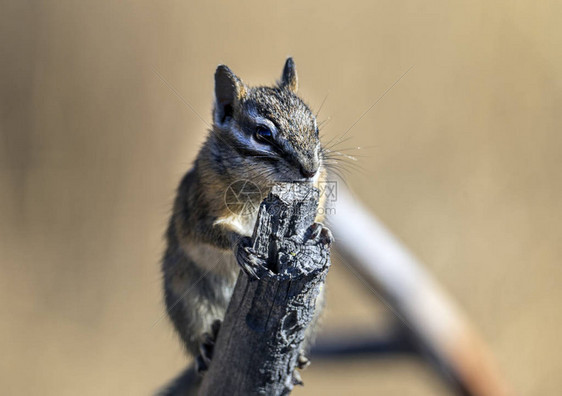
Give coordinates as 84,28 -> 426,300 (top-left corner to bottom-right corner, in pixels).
254,125 -> 273,143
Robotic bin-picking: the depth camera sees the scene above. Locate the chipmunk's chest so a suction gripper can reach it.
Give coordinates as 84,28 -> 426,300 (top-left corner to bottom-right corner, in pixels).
213,210 -> 259,239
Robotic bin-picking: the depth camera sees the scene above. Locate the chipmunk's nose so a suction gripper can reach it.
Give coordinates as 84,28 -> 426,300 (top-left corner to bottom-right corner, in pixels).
300,166 -> 318,179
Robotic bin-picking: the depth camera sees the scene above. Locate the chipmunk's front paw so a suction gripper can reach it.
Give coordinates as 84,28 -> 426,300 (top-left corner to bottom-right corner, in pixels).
196,319 -> 221,375
306,222 -> 334,247
297,352 -> 311,370
289,351 -> 310,386
291,369 -> 304,386
234,236 -> 266,280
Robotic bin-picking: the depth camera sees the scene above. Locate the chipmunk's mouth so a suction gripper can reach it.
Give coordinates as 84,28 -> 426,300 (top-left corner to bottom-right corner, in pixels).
266,166 -> 321,185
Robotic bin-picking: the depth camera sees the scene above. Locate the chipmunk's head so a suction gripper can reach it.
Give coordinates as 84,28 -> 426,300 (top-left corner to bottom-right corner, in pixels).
210,58 -> 322,187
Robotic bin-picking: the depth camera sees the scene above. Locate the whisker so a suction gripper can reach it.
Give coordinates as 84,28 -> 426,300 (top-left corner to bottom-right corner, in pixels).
323,135 -> 354,151
318,117 -> 331,128
316,94 -> 329,118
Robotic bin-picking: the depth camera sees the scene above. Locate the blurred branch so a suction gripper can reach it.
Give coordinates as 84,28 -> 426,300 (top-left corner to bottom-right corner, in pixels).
311,324 -> 416,358
328,184 -> 512,396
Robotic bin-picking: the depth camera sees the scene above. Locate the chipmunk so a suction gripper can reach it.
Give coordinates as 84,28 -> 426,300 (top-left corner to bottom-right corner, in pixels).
160,58 -> 331,394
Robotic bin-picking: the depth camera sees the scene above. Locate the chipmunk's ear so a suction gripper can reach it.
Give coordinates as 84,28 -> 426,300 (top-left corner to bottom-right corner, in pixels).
214,65 -> 247,124
280,57 -> 298,93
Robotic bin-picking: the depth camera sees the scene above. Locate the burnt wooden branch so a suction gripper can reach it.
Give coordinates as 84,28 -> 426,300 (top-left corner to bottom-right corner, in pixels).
198,183 -> 331,396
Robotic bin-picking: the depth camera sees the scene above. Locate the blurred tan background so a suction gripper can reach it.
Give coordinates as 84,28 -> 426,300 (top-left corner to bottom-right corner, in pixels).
1,1 -> 561,395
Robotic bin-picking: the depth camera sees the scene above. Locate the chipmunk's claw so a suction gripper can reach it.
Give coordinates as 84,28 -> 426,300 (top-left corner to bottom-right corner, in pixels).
297,352 -> 310,370
307,222 -> 334,247
288,351 -> 309,387
196,319 -> 222,375
291,369 -> 304,386
234,237 -> 265,280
